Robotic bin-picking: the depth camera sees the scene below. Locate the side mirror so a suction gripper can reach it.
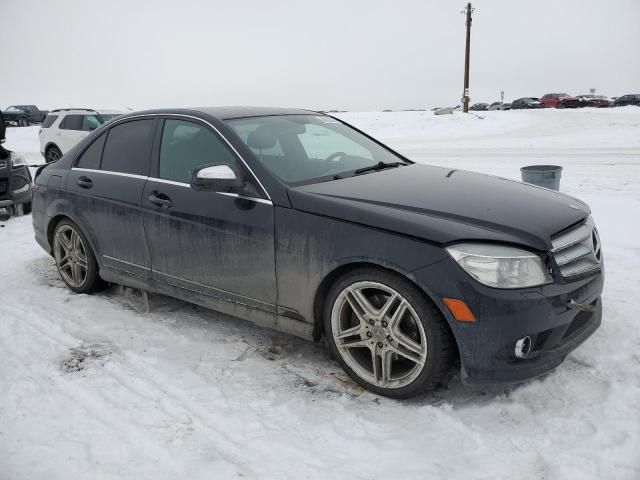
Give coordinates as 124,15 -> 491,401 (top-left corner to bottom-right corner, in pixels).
192,164 -> 245,192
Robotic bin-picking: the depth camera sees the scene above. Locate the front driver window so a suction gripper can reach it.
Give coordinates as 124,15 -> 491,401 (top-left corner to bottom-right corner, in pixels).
159,119 -> 239,184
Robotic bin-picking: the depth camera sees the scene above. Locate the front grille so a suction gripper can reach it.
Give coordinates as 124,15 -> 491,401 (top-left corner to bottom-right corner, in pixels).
551,216 -> 602,278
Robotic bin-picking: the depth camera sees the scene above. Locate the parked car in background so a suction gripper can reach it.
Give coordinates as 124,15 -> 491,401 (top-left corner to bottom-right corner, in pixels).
32,106 -> 604,398
613,94 -> 640,107
540,93 -> 580,109
39,109 -> 123,162
469,103 -> 489,111
489,102 -> 511,111
1,105 -> 49,126
511,98 -> 543,109
0,150 -> 32,217
577,95 -> 613,108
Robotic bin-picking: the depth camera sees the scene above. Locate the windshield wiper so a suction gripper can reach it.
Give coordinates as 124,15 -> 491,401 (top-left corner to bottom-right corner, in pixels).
354,161 -> 405,176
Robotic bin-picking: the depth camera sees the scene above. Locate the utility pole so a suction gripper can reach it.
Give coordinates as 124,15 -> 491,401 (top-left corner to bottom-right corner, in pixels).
461,3 -> 474,113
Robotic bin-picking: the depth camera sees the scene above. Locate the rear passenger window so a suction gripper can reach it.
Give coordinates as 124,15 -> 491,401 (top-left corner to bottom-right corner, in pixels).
60,115 -> 83,130
76,133 -> 106,170
159,119 -> 238,183
41,115 -> 58,128
101,119 -> 155,176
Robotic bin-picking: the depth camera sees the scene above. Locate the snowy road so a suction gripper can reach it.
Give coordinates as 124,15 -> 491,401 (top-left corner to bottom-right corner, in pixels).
1,109 -> 639,479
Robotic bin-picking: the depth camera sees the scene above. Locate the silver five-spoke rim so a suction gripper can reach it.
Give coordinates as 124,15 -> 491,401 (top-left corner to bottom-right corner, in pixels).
331,281 -> 428,389
54,225 -> 88,288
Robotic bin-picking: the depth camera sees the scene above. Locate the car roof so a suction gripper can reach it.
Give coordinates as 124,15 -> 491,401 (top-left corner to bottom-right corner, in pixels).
197,106 -> 317,119
112,106 -> 319,122
55,110 -> 98,114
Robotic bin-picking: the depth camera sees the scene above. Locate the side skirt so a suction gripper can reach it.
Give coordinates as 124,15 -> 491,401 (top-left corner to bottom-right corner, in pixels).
99,267 -> 314,340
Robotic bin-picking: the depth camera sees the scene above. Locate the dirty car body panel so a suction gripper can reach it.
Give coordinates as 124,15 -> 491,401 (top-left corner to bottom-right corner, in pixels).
32,107 -> 604,387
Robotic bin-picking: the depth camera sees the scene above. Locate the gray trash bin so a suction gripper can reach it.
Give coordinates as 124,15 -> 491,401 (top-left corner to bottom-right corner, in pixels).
520,165 -> 563,191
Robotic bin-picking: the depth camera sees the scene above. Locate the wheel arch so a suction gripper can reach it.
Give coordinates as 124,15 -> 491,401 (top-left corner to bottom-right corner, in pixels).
46,213 -> 101,267
312,261 -> 460,361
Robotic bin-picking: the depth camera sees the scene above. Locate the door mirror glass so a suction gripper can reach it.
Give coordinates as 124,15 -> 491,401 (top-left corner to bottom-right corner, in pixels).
192,164 -> 245,191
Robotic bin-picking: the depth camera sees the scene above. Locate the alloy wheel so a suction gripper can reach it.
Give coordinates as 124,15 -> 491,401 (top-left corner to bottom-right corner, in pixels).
331,281 -> 428,389
54,225 -> 89,288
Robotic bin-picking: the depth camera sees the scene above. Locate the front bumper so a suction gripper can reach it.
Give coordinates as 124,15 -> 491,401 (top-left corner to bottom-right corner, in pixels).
412,257 -> 604,385
0,160 -> 33,207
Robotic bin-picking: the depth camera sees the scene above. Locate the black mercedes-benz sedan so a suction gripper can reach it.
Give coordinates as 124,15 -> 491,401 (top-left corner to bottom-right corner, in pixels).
31,107 -> 604,398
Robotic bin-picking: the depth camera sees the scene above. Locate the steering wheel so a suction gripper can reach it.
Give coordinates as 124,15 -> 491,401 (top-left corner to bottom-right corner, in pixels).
325,151 -> 347,162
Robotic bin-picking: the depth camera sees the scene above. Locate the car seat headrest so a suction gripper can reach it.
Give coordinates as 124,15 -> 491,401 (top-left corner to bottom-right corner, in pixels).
247,126 -> 277,150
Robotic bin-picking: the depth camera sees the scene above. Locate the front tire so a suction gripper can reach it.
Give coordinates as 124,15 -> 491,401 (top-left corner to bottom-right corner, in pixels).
324,268 -> 454,398
53,220 -> 104,293
46,146 -> 62,163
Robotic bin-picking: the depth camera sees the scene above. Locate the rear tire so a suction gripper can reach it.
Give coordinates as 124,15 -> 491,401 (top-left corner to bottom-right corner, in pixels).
46,146 -> 62,163
18,117 -> 30,127
53,219 -> 105,294
324,267 -> 455,398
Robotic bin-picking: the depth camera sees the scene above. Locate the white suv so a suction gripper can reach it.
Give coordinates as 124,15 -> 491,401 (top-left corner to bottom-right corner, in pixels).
39,109 -> 123,162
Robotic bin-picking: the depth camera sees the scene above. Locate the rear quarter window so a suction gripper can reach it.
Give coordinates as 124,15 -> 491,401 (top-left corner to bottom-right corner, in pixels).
76,133 -> 107,170
41,115 -> 58,128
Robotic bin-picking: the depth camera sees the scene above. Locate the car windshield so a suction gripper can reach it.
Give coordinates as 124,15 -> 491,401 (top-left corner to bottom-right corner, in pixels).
5,106 -> 26,112
226,114 -> 408,185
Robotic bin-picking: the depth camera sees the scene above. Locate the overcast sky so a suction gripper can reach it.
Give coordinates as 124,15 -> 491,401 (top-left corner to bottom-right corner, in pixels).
2,0 -> 639,111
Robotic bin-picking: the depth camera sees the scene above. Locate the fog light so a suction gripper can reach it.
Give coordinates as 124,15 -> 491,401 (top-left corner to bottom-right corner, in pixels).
515,336 -> 532,359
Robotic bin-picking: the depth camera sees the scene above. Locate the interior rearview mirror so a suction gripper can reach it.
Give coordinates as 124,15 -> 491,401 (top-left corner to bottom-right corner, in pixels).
192,164 -> 245,192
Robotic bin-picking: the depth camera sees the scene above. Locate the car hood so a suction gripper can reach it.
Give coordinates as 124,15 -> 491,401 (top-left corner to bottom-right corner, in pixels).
288,164 -> 590,251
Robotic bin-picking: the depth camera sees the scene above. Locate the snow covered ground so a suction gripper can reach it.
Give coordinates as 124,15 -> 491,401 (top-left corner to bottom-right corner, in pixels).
1,108 -> 639,480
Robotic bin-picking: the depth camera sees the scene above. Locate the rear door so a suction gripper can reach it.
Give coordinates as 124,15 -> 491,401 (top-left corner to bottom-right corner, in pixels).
66,118 -> 157,278
141,117 -> 277,311
57,114 -> 85,153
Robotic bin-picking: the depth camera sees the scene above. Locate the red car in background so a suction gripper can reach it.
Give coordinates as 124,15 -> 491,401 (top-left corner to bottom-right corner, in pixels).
540,93 -> 581,108
577,95 -> 613,108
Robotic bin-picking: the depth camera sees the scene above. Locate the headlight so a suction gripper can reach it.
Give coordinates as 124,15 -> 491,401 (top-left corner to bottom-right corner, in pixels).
446,243 -> 552,289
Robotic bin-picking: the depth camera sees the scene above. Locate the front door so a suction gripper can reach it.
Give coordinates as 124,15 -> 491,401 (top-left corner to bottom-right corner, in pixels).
141,117 -> 277,314
65,118 -> 157,278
